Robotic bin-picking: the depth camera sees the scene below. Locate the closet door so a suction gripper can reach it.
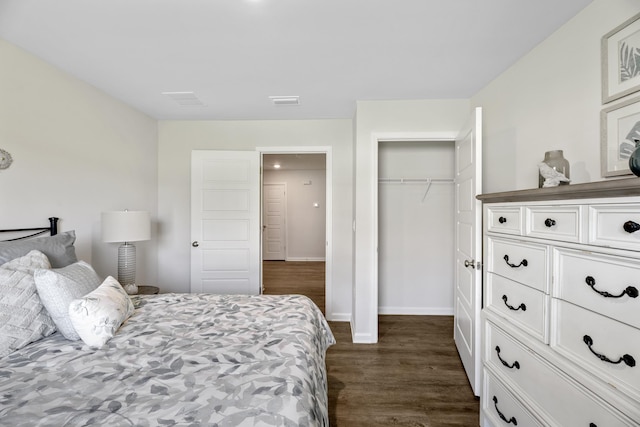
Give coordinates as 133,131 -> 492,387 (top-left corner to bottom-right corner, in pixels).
454,107 -> 483,396
262,183 -> 287,261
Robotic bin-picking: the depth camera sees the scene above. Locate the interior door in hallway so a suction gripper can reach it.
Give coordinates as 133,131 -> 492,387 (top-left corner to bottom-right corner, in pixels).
262,183 -> 287,260
454,107 -> 482,396
191,150 -> 260,295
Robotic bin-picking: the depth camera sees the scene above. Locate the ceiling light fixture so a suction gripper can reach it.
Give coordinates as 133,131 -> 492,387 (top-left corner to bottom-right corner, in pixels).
273,164 -> 281,169
269,95 -> 300,106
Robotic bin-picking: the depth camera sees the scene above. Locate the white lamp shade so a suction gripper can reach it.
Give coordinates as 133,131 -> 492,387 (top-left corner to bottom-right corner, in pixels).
102,211 -> 151,243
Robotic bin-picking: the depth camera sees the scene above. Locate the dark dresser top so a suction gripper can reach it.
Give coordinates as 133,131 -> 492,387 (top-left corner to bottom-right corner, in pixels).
478,177 -> 640,203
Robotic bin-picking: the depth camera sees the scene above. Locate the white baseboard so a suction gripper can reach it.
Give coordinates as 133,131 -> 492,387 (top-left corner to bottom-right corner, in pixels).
326,312 -> 350,322
378,306 -> 454,316
285,257 -> 326,262
350,317 -> 377,343
351,331 -> 377,343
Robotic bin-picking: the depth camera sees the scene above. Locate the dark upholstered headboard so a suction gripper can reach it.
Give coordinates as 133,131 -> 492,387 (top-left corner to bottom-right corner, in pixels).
0,217 -> 59,242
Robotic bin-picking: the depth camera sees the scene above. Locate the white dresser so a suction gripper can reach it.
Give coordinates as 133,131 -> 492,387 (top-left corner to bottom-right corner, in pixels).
478,180 -> 640,427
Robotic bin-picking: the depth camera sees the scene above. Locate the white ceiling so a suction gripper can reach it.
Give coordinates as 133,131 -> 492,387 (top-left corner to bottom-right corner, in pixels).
0,0 -> 594,121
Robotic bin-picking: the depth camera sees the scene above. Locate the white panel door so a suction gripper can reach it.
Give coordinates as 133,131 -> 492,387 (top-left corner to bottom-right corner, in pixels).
191,150 -> 260,295
454,107 -> 483,396
262,183 -> 287,260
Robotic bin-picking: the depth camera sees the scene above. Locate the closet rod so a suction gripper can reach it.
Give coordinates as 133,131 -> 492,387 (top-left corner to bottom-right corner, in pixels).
378,178 -> 454,202
377,177 -> 454,184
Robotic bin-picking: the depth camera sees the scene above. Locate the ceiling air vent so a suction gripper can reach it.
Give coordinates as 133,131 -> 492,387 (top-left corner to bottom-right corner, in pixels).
162,91 -> 206,106
269,95 -> 300,106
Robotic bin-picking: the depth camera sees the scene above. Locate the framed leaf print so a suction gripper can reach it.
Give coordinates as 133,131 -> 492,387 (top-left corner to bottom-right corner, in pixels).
602,12 -> 640,103
601,95 -> 640,177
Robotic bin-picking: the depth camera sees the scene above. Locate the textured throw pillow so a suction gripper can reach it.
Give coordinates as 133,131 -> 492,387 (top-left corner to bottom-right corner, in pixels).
33,261 -> 102,340
0,231 -> 77,268
0,250 -> 56,358
68,276 -> 134,348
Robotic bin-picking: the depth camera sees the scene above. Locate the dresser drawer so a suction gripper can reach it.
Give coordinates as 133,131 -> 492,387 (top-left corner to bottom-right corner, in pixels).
525,205 -> 582,243
486,206 -> 522,235
590,204 -> 640,251
554,248 -> 640,329
485,319 -> 637,427
482,369 -> 544,427
486,273 -> 548,342
551,299 -> 640,403
487,237 -> 548,292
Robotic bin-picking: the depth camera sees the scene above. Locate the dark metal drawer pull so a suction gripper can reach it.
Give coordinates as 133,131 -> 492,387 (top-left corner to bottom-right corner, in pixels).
503,254 -> 527,268
585,276 -> 638,299
544,218 -> 556,227
495,346 -> 520,369
623,220 -> 640,233
583,335 -> 636,367
589,423 -> 597,427
499,216 -> 507,224
493,396 -> 517,425
502,295 -> 526,312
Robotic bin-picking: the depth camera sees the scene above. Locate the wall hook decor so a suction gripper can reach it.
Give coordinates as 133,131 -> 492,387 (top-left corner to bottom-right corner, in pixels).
0,149 -> 12,170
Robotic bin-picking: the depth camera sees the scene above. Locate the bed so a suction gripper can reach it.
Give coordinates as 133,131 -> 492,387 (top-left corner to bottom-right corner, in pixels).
0,219 -> 335,426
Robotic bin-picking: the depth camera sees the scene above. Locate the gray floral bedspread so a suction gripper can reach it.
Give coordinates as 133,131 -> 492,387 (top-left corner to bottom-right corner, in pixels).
0,293 -> 335,426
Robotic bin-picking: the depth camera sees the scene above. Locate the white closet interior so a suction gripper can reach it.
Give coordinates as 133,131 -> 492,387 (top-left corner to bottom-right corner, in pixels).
378,140 -> 455,315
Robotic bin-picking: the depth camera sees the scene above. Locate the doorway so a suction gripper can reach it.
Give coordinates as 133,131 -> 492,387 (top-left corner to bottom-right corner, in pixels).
367,109 -> 483,393
377,140 -> 455,315
261,152 -> 329,315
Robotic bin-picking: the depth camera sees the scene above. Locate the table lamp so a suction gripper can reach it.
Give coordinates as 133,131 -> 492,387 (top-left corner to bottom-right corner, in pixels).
101,210 -> 150,294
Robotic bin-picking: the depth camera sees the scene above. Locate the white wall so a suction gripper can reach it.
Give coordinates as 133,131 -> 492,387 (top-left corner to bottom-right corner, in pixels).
157,119 -> 352,321
0,39 -> 158,284
472,0 -> 640,193
352,99 -> 471,342
263,168 -> 326,261
378,141 -> 454,315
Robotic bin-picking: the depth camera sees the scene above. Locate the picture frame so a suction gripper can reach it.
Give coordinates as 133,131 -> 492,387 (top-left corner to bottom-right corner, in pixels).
601,95 -> 640,177
602,12 -> 640,104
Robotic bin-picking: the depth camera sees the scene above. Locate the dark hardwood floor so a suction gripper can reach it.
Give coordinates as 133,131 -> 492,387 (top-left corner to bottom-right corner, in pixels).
262,260 -> 480,427
263,260 -> 325,313
326,316 -> 480,427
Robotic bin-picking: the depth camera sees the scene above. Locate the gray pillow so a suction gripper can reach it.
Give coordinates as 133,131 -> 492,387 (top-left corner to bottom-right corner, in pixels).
34,261 -> 102,340
0,231 -> 77,268
0,250 -> 56,357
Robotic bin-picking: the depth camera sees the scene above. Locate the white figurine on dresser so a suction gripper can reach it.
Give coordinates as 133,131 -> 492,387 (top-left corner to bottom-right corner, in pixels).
479,179 -> 640,427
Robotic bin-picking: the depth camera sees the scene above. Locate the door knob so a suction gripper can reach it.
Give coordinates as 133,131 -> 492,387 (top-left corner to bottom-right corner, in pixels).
192,241 -> 199,247
464,259 -> 480,269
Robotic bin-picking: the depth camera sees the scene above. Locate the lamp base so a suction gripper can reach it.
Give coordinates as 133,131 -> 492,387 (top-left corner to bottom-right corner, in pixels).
118,242 -> 137,289
123,283 -> 139,295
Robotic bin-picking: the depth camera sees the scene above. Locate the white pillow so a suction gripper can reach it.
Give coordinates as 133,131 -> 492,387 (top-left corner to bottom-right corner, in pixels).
68,276 -> 134,348
33,261 -> 102,340
0,250 -> 56,358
